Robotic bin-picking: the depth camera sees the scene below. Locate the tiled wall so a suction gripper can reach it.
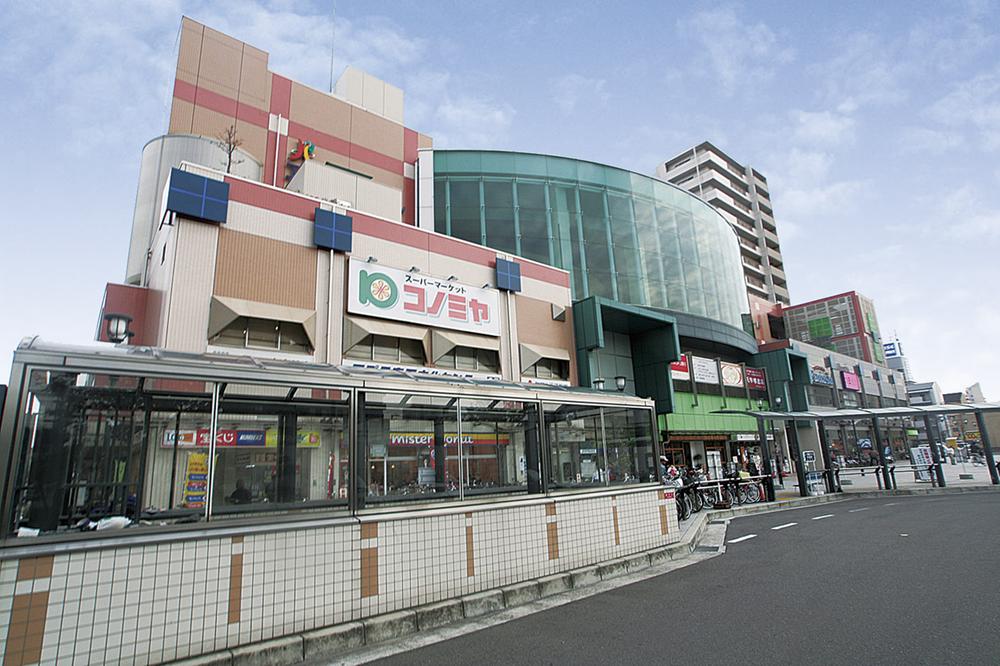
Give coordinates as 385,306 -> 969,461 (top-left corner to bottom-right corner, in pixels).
0,486 -> 678,666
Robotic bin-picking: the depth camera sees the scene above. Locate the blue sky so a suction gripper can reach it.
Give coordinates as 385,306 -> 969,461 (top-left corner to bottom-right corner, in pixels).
1,1 -> 998,398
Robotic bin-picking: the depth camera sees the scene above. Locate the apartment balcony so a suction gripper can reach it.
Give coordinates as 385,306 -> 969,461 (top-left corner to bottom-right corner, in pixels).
739,238 -> 762,255
770,265 -> 787,283
764,229 -> 780,247
702,187 -> 754,218
768,246 -> 783,263
743,258 -> 767,277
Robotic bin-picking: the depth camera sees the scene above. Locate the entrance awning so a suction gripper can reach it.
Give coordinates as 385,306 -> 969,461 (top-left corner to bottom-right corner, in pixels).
344,315 -> 431,362
519,342 -> 571,370
209,296 -> 317,347
431,329 -> 500,362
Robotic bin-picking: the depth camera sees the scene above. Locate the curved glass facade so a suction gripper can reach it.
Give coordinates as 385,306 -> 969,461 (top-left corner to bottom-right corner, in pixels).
433,151 -> 748,328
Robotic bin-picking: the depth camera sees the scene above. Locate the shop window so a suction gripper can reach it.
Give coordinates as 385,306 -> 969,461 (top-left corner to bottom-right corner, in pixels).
361,392 -> 459,501
211,384 -> 349,516
523,358 -> 569,381
437,346 -> 500,374
358,392 -> 542,503
544,403 -> 654,488
7,371 -> 352,535
460,399 -> 540,495
210,316 -> 312,354
345,334 -> 425,365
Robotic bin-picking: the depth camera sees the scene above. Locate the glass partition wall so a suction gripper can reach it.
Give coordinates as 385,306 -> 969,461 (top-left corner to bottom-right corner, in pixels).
5,367 -> 658,536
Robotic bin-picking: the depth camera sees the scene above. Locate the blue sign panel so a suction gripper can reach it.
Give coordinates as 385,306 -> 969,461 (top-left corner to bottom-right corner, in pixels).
496,258 -> 522,292
164,168 -> 229,224
236,430 -> 266,447
314,207 -> 353,252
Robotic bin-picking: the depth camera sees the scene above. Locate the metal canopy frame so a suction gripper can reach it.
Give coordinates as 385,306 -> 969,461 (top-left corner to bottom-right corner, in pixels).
714,401 -> 1000,496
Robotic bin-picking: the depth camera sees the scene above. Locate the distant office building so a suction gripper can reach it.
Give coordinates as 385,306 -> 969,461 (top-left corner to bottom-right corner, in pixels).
907,381 -> 952,444
882,336 -> 912,382
657,141 -> 790,305
780,291 -> 885,364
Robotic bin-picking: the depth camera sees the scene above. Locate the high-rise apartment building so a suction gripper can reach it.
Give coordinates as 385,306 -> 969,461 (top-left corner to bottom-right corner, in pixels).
657,141 -> 790,305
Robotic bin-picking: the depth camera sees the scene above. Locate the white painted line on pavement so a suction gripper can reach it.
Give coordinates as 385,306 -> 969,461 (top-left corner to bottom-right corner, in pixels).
848,507 -> 870,513
900,533 -> 909,537
771,522 -> 797,530
812,514 -> 834,520
728,534 -> 757,544
885,502 -> 898,506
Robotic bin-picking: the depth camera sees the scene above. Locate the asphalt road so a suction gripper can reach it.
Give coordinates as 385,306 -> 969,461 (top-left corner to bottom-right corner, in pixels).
370,493 -> 1000,665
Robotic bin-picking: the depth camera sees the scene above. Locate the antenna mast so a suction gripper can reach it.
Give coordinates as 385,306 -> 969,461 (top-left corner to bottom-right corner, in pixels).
328,1 -> 337,93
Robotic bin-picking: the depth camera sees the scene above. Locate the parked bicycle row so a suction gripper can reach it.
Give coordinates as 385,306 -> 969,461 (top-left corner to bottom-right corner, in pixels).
660,458 -> 769,521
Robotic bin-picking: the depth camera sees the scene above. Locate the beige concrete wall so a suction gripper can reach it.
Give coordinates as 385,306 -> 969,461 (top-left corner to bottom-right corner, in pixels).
164,220 -> 219,353
515,294 -> 578,384
213,229 -> 317,310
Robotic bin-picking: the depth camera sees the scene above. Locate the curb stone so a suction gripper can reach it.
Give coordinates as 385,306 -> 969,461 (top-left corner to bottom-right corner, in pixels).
302,622 -> 364,658
501,581 -> 541,607
231,636 -> 303,666
363,610 -> 417,645
415,600 -> 464,631
462,590 -> 504,618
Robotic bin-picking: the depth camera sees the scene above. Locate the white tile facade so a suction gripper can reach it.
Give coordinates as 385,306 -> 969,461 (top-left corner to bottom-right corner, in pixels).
0,486 -> 678,665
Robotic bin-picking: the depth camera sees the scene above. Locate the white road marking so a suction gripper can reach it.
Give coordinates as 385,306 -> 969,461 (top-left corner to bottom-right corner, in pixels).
848,507 -> 870,513
771,522 -> 797,530
812,514 -> 834,520
900,533 -> 909,537
728,534 -> 757,544
885,502 -> 898,506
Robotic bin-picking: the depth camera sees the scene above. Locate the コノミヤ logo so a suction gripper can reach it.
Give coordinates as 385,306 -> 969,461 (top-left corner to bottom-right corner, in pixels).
359,270 -> 398,308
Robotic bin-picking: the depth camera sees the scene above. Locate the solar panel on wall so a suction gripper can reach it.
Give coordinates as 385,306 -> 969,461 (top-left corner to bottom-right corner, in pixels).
314,208 -> 353,252
164,168 -> 230,224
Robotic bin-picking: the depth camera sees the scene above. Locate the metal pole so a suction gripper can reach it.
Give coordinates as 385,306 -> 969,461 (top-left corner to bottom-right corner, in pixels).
872,416 -> 892,490
817,419 -> 837,493
922,414 -> 946,487
757,415 -> 775,501
974,410 -> 1000,485
785,420 -> 808,497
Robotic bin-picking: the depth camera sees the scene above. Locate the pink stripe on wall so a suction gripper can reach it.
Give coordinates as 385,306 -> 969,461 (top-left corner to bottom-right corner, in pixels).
221,177 -> 571,287
225,176 -> 318,220
173,78 -> 407,179
269,74 -> 292,116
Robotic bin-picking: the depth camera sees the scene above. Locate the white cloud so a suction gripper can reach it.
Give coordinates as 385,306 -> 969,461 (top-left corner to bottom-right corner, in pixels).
551,74 -> 609,114
791,110 -> 856,146
677,7 -> 793,95
927,68 -> 1000,150
430,97 -> 515,148
811,33 -> 908,110
897,127 -> 965,154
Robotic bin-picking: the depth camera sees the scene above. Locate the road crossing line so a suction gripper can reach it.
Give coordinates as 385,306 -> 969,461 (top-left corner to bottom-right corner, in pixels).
811,514 -> 834,520
771,522 -> 797,530
728,534 -> 757,544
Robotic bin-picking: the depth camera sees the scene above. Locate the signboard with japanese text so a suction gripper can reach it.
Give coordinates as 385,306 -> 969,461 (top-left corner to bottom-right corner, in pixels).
347,258 -> 501,336
841,370 -> 862,391
691,357 -> 720,384
670,355 -> 690,380
182,453 -> 209,508
745,367 -> 767,391
810,365 -> 835,386
721,362 -> 744,388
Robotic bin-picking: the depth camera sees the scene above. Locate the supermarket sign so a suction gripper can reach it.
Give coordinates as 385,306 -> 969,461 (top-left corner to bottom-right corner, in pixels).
348,258 -> 500,336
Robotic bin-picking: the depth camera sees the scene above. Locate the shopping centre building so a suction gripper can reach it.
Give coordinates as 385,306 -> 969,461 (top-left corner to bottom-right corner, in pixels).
0,16 -> 916,666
